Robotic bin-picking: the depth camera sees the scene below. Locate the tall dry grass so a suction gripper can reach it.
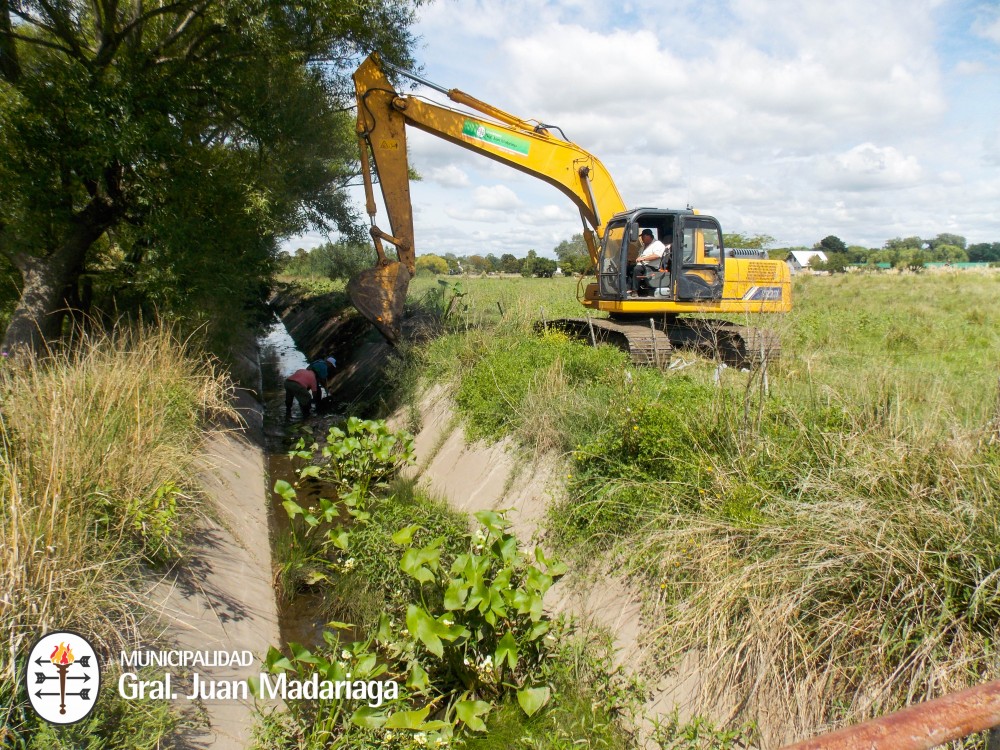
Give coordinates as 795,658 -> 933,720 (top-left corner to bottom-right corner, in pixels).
636,399 -> 1000,742
0,324 -> 233,734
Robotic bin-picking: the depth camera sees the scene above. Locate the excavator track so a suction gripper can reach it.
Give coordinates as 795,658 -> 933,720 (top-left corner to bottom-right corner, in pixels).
538,317 -> 672,368
541,316 -> 778,369
660,319 -> 780,368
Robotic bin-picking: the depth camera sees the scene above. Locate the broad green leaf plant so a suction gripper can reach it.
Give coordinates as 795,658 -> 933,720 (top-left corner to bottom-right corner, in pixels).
268,419 -> 569,746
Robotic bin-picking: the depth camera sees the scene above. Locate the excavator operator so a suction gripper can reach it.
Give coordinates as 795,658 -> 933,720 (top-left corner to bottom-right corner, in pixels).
629,229 -> 667,296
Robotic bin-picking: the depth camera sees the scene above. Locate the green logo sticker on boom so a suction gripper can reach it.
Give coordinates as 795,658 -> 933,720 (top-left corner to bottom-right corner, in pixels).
461,120 -> 530,156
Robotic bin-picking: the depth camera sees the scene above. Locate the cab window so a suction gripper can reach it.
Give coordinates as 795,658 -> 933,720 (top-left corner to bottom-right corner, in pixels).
682,221 -> 723,266
598,223 -> 627,296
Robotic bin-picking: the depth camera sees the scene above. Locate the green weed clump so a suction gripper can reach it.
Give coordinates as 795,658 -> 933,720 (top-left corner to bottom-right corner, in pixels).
268,417 -> 637,749
453,330 -> 627,453
0,325 -> 233,743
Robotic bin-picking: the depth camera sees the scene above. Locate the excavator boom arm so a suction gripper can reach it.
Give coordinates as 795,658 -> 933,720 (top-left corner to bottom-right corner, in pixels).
349,53 -> 629,341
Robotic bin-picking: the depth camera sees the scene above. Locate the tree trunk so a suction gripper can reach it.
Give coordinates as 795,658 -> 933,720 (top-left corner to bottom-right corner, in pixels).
2,221 -> 106,353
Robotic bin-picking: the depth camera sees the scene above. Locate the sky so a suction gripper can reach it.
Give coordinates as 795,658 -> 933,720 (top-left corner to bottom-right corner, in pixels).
285,0 -> 1000,259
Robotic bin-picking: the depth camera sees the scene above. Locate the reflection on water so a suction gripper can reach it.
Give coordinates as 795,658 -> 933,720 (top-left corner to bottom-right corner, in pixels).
259,318 -> 309,451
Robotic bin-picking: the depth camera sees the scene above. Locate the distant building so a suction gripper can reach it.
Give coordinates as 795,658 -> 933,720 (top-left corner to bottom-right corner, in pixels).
786,250 -> 827,273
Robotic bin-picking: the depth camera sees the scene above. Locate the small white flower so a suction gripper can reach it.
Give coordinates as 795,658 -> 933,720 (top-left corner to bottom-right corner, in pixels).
415,732 -> 427,746
441,617 -> 453,626
341,649 -> 350,659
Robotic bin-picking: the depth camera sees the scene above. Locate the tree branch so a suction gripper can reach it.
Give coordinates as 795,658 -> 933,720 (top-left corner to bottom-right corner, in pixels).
4,30 -> 77,57
116,0 -> 211,48
34,0 -> 91,62
0,0 -> 20,82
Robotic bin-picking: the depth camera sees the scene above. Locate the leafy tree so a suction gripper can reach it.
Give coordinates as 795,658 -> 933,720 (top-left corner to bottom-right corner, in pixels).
0,1 -> 420,351
532,258 -> 558,278
552,234 -> 591,274
846,245 -> 870,264
499,253 -> 522,274
817,235 -> 848,255
723,233 -> 775,250
485,254 -> 501,273
323,241 -> 379,281
415,254 -> 450,275
906,252 -> 927,273
884,236 -> 924,251
926,244 -> 968,263
968,243 -> 1000,263
521,250 -> 538,278
466,254 -> 491,274
928,233 -> 966,250
821,254 -> 850,274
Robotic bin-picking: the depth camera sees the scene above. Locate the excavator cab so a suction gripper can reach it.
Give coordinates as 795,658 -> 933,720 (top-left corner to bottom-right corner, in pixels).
597,210 -> 726,303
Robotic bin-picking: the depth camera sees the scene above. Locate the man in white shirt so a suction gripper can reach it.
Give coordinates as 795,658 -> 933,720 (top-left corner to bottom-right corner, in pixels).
630,229 -> 667,295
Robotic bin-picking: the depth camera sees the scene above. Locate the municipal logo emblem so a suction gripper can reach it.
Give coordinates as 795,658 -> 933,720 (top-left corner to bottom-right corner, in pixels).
25,631 -> 101,724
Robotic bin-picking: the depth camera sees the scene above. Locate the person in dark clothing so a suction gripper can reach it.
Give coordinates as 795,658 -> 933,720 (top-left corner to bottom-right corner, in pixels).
307,356 -> 337,383
284,368 -> 321,419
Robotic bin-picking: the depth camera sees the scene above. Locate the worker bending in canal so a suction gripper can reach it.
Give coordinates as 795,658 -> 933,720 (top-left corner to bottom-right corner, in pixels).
284,367 -> 322,420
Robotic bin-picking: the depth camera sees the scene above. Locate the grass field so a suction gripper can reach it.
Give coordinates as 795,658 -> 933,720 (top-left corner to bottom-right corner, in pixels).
408,270 -> 1000,428
399,268 -> 1000,741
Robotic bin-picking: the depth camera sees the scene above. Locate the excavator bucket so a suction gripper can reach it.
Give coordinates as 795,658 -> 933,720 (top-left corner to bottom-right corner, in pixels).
347,261 -> 412,344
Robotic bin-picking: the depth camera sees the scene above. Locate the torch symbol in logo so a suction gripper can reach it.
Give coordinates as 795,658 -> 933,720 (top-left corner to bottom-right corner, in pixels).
45,642 -> 90,715
26,631 -> 100,724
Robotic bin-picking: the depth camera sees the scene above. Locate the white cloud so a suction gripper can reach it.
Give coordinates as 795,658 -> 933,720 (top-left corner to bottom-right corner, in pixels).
816,143 -> 923,190
516,203 -> 576,225
973,5 -> 1000,44
473,184 -> 522,210
426,164 -> 471,188
285,1 -> 1000,257
954,60 -> 987,75
984,128 -> 1000,166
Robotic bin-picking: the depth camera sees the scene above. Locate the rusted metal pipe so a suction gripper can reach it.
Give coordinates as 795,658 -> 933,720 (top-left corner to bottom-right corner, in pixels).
780,680 -> 1000,750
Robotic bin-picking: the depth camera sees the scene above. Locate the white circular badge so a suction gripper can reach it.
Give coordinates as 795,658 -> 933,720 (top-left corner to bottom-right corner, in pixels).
25,631 -> 101,724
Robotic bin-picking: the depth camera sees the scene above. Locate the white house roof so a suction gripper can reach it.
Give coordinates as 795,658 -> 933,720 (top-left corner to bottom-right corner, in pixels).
787,250 -> 828,265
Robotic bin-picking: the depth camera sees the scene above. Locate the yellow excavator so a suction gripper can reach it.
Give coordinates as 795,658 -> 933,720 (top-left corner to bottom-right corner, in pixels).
348,53 -> 790,366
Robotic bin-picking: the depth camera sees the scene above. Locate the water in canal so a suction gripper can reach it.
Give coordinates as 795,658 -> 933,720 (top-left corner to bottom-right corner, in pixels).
258,317 -> 332,649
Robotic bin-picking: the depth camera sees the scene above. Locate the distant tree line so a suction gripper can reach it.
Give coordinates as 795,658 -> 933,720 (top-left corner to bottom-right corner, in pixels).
284,233 -> 596,280
800,233 -> 1000,273
282,229 -> 1000,283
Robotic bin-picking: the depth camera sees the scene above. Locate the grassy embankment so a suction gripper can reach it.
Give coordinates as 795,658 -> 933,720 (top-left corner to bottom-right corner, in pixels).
393,270 -> 1000,740
0,327 -> 233,748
